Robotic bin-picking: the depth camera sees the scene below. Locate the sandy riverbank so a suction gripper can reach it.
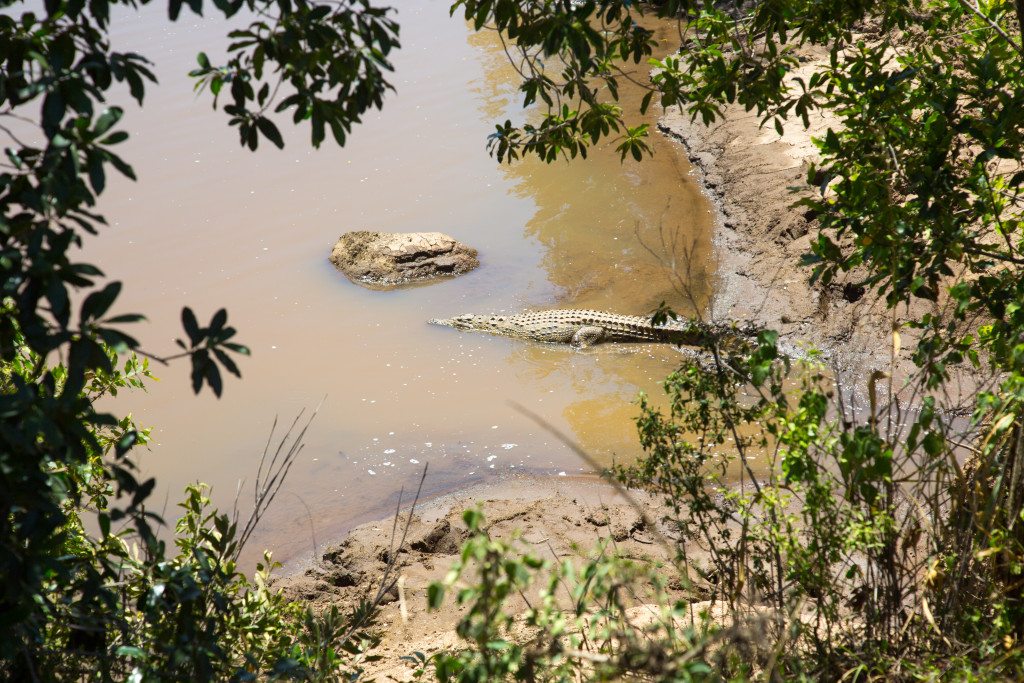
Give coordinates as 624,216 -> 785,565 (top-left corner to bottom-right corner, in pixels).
658,44 -> 982,407
277,473 -> 685,680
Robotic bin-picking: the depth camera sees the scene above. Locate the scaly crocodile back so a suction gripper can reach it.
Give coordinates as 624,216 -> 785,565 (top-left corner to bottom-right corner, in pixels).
428,309 -> 705,345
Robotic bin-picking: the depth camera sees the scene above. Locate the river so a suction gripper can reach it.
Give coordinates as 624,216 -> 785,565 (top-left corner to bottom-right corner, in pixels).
89,1 -> 717,565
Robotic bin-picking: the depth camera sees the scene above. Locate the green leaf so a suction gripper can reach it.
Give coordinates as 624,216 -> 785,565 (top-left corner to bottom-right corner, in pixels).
922,431 -> 944,457
639,90 -> 654,115
182,307 -> 201,346
992,413 -> 1016,435
106,151 -> 137,180
116,430 -> 138,458
213,348 -> 241,378
99,513 -> 111,538
462,508 -> 482,530
106,313 -> 146,324
88,156 -> 106,195
81,281 -> 123,322
209,308 -> 227,332
95,107 -> 123,136
427,582 -> 445,609
256,116 -> 284,149
102,131 -> 129,145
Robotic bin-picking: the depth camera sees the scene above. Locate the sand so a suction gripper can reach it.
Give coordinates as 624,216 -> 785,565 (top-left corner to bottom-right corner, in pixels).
277,475 -> 687,680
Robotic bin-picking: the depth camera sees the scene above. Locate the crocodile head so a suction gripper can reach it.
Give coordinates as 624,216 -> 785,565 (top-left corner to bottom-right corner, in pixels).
428,314 -> 478,330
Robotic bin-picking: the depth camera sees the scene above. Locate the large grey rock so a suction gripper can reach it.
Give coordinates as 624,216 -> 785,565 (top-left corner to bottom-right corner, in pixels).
330,231 -> 479,288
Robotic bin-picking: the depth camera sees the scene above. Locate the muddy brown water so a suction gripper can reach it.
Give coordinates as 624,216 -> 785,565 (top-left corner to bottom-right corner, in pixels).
85,3 -> 716,566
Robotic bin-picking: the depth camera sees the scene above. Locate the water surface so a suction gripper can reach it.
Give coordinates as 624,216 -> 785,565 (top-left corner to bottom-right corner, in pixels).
88,2 -> 717,563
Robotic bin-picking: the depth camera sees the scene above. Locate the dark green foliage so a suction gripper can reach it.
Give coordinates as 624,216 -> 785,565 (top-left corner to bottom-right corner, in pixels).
447,1 -> 922,164
0,335 -> 385,679
188,0 -> 399,149
0,0 -> 398,674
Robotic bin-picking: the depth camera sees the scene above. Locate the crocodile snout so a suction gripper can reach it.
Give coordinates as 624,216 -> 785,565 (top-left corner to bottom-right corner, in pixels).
429,314 -> 474,329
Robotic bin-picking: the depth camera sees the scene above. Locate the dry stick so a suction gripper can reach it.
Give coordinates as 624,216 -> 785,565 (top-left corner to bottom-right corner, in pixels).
231,411 -> 286,544
255,414 -> 280,509
232,477 -> 245,531
236,404 -> 321,556
374,464 -> 429,606
336,464 -> 430,651
258,412 -> 305,500
386,486 -> 404,574
288,491 -> 319,561
241,441 -> 302,549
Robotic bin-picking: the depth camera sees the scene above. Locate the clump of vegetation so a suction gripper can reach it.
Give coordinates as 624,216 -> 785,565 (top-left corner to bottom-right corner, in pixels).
2,329 -> 386,679
428,333 -> 1020,679
1,0 -> 401,675
423,0 -> 1024,679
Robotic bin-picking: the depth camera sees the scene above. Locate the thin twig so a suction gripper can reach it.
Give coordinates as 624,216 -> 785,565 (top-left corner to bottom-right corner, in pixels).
957,0 -> 1024,57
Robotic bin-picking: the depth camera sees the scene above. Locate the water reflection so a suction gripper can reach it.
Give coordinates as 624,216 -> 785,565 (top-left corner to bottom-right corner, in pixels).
467,17 -> 716,314
465,17 -> 716,465
512,342 -> 681,465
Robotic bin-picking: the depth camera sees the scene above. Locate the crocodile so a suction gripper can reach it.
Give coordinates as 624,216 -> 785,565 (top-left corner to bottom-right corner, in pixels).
428,309 -> 740,348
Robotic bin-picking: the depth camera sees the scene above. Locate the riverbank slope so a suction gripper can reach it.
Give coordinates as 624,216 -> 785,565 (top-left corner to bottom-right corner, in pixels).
659,45 -> 980,406
278,474 -> 679,680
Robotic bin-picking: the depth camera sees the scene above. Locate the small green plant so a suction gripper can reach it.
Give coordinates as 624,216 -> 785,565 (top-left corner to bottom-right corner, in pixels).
101,484 -> 384,681
428,509 -> 718,682
430,325 -> 1024,679
0,328 -> 388,680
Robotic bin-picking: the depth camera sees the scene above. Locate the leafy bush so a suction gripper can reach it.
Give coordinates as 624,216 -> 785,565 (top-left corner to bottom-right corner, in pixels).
426,334 -> 1024,679
1,0 -> 398,674
429,509 -> 719,682
0,331 -> 383,680
424,2 -> 1024,677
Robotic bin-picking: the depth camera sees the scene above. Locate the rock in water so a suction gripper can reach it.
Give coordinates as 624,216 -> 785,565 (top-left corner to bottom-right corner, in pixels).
330,231 -> 479,288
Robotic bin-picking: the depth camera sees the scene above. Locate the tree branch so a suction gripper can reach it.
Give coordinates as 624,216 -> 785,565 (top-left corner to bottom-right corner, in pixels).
959,0 -> 1024,57
1017,0 -> 1024,47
